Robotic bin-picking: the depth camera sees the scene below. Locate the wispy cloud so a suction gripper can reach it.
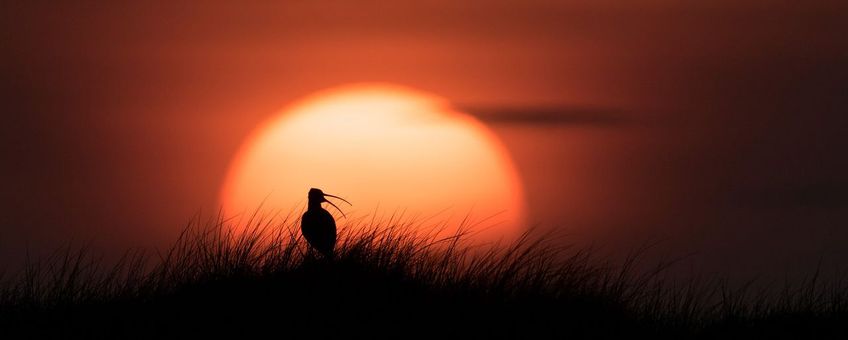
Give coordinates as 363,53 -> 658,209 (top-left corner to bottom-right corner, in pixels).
463,106 -> 627,126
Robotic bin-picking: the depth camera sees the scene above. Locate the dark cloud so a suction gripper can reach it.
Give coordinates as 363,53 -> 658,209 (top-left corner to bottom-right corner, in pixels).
465,107 -> 627,126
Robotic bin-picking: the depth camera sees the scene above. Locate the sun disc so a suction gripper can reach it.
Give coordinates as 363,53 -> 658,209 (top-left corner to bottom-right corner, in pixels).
221,83 -> 525,243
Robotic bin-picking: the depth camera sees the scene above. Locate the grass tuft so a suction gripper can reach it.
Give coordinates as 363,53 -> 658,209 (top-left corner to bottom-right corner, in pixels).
1,213 -> 846,338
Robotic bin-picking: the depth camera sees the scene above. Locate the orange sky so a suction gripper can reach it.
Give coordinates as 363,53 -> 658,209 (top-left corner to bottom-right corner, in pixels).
2,1 -> 847,279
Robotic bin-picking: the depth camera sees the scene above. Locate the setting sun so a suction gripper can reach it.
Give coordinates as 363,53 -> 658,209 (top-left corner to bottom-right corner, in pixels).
221,83 -> 526,243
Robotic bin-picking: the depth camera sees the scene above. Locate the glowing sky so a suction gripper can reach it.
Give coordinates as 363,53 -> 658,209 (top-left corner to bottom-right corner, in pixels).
2,1 -> 847,279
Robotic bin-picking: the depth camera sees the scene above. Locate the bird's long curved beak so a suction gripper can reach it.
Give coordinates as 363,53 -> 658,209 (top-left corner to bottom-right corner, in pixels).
323,193 -> 352,206
323,195 -> 349,218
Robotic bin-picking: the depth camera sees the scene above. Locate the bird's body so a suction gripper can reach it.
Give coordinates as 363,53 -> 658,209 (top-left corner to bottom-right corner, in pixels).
300,188 -> 351,258
301,207 -> 336,258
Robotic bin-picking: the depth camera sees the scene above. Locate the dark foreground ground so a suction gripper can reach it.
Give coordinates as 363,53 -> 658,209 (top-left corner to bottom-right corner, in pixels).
2,218 -> 846,338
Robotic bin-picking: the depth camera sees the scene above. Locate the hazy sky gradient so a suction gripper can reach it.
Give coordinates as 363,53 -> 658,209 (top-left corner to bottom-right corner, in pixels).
2,1 -> 847,279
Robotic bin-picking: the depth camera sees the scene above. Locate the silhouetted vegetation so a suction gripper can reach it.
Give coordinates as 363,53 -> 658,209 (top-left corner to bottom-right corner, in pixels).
1,213 -> 846,338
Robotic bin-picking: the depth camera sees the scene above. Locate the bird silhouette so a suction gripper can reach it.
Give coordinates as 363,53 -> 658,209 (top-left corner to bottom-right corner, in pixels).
301,188 -> 351,258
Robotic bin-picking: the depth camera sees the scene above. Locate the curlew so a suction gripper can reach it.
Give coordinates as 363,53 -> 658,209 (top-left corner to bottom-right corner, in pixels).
301,188 -> 351,258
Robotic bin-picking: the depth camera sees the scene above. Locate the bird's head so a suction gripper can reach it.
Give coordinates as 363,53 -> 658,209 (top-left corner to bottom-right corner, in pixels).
308,188 -> 352,218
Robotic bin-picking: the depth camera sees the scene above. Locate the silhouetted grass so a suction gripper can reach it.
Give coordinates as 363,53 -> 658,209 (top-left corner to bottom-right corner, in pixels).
1,212 -> 846,338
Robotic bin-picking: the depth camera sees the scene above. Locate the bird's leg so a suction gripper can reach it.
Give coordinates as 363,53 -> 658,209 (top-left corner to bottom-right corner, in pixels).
304,246 -> 316,262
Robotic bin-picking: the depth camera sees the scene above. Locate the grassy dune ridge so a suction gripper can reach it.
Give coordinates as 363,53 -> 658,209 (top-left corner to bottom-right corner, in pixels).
1,212 -> 846,338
